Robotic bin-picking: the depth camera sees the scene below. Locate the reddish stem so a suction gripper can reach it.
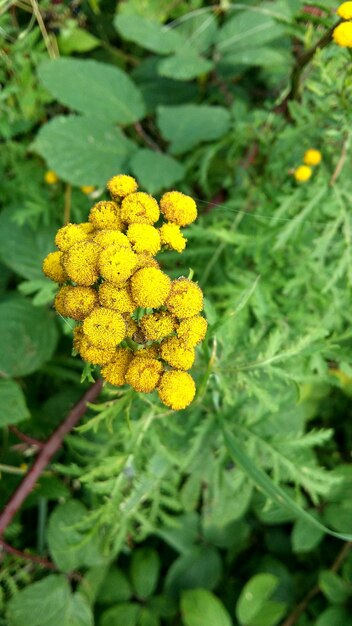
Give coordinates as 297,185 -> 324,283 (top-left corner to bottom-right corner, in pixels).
0,539 -> 82,581
0,379 -> 103,536
9,426 -> 44,449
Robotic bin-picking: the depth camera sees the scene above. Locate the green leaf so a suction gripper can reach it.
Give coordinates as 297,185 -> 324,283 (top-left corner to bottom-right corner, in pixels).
58,25 -> 100,55
319,570 -> 352,604
130,149 -> 185,194
157,105 -> 231,154
38,59 -> 145,124
158,50 -> 214,81
47,500 -> 104,572
130,548 -> 161,599
32,115 -> 137,186
165,546 -> 222,597
220,46 -> 290,69
0,208 -> 57,281
0,379 -> 30,426
114,14 -> 184,54
181,589 -> 233,626
97,566 -> 133,604
100,604 -> 140,626
216,10 -> 286,53
139,608 -> 160,626
316,606 -> 352,626
173,13 -> 218,53
291,515 -> 324,553
236,574 -> 285,626
0,294 -> 58,377
6,575 -> 93,626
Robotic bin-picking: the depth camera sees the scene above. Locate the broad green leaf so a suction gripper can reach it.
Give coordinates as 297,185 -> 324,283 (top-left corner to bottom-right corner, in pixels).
165,546 -> 222,597
236,574 -> 283,626
319,571 -> 352,604
292,516 -> 324,553
316,606 -> 352,626
220,46 -> 290,68
174,13 -> 218,53
130,548 -> 160,599
32,115 -> 137,186
66,593 -> 94,626
38,59 -> 145,124
181,589 -> 233,626
114,14 -> 184,54
0,208 -> 56,281
216,10 -> 286,52
47,500 -> 104,572
100,603 -> 140,626
58,25 -> 100,55
97,566 -> 132,604
158,50 -> 214,81
0,379 -> 30,426
157,105 -> 231,154
133,58 -> 198,113
139,608 -> 160,626
130,149 -> 185,194
0,294 -> 58,377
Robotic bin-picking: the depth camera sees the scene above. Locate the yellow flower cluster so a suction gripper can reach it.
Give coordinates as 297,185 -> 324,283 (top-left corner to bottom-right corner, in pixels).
293,149 -> 322,183
334,3 -> 352,47
42,174 -> 207,411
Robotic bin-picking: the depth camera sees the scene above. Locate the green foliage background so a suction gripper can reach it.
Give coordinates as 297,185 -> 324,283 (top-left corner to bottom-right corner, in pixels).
1,0 -> 352,625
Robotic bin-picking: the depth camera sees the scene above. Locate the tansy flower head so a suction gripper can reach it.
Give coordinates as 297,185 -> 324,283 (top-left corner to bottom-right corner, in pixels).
101,348 -> 133,385
44,170 -> 59,185
81,185 -> 95,195
99,283 -> 136,313
79,222 -> 95,235
293,165 -> 312,183
177,316 -> 208,348
63,241 -> 100,286
121,192 -> 160,225
99,245 -> 138,286
125,357 -> 163,393
160,191 -> 197,227
130,267 -> 171,308
303,149 -> 322,166
159,222 -> 187,253
83,307 -> 126,348
89,201 -> 122,230
93,230 -> 130,249
134,344 -> 160,359
107,174 -> 138,198
73,325 -> 84,352
333,22 -> 352,47
63,286 -> 98,321
140,312 -> 176,341
161,336 -> 195,370
55,223 -> 89,251
127,224 -> 161,255
54,285 -> 72,317
166,278 -> 203,319
158,370 -> 196,410
135,253 -> 160,270
78,333 -> 117,365
337,2 -> 352,19
42,251 -> 67,283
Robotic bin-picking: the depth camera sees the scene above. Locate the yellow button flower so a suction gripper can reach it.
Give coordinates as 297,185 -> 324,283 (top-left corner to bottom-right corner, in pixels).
99,283 -> 136,313
161,336 -> 195,370
89,201 -> 122,230
293,165 -> 312,183
55,223 -> 89,251
134,344 -> 160,359
83,307 -> 126,348
333,22 -> 352,47
135,253 -> 160,270
99,245 -> 138,286
121,192 -> 160,224
79,222 -> 95,235
160,191 -> 197,227
158,370 -> 196,410
140,312 -> 176,341
337,2 -> 352,19
159,222 -> 187,253
93,230 -> 130,249
127,223 -> 161,255
78,332 -> 117,365
54,285 -> 72,317
44,170 -> 59,184
303,149 -> 322,166
63,241 -> 100,286
177,316 -> 208,348
101,347 -> 133,385
63,286 -> 98,321
125,357 -> 163,393
166,278 -> 203,319
42,251 -> 67,283
107,174 -> 138,198
130,267 -> 171,308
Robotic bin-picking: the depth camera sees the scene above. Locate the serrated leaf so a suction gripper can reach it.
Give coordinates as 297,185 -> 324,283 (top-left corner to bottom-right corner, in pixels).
157,105 -> 230,154
216,10 -> 286,52
0,294 -> 58,377
130,149 -> 185,194
158,50 -> 214,81
114,14 -> 184,54
0,379 -> 30,426
181,589 -> 233,626
38,59 -> 145,124
32,115 -> 137,186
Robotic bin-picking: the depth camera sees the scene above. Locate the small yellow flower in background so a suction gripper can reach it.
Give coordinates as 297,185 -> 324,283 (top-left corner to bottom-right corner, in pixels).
333,21 -> 352,46
81,185 -> 95,195
337,1 -> 352,19
294,165 -> 313,183
303,149 -> 322,166
43,173 -> 207,410
44,170 -> 59,185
